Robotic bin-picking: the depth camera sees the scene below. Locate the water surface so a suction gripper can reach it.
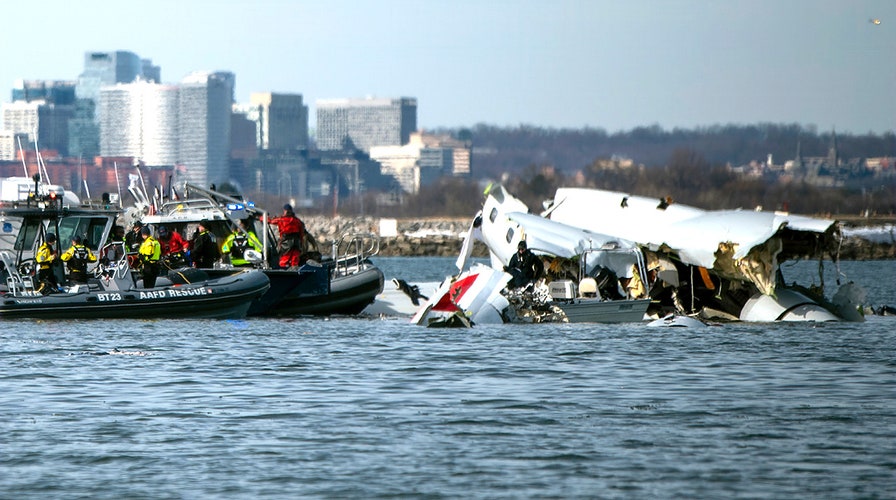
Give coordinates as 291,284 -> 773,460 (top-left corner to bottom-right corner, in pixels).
1,258 -> 893,498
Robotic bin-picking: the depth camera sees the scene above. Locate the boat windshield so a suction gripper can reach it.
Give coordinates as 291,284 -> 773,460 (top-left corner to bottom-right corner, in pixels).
55,216 -> 111,249
14,220 -> 42,252
14,216 -> 111,251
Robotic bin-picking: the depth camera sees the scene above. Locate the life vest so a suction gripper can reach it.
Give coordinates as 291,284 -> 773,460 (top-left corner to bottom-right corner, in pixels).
62,244 -> 97,275
232,233 -> 249,259
139,236 -> 162,263
36,243 -> 56,270
223,231 -> 261,266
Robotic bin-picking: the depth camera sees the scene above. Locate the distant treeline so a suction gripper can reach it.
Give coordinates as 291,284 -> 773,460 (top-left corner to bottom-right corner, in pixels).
301,123 -> 896,218
448,123 -> 896,177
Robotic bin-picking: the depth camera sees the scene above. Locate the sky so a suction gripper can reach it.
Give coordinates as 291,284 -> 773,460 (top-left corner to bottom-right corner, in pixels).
2,0 -> 894,134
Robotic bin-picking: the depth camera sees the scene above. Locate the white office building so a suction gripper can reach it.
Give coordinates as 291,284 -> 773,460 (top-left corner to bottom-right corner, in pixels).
98,81 -> 179,166
316,97 -> 416,153
178,71 -> 234,187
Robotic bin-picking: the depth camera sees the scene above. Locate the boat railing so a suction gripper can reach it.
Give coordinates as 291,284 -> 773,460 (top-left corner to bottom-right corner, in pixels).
331,232 -> 380,277
157,198 -> 221,214
0,250 -> 40,297
93,242 -> 138,290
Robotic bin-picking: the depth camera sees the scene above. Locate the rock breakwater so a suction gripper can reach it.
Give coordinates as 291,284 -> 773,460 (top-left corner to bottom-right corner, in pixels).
304,216 -> 487,257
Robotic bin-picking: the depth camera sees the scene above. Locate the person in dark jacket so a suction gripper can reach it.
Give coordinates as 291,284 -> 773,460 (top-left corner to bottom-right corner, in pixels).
124,220 -> 144,254
504,240 -> 544,289
190,219 -> 219,268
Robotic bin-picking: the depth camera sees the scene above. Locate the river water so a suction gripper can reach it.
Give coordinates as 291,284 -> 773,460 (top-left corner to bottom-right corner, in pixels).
1,257 -> 894,498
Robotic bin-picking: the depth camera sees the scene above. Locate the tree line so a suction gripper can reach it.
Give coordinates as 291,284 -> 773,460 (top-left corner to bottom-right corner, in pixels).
274,123 -> 896,218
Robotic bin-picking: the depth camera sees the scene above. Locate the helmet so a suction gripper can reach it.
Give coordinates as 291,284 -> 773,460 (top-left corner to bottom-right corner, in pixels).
140,226 -> 152,236
518,240 -> 527,250
72,235 -> 83,244
158,225 -> 169,237
283,204 -> 293,212
46,233 -> 57,243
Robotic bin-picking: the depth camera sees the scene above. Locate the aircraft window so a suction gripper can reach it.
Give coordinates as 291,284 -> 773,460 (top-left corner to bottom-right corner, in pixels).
505,228 -> 514,243
489,207 -> 498,223
491,186 -> 504,203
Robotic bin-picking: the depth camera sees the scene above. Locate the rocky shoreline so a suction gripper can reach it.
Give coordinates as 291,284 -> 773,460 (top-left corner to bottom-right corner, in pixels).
304,216 -> 486,257
304,216 -> 895,260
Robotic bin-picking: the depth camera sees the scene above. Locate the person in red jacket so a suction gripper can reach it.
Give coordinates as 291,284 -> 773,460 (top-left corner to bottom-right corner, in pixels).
269,204 -> 304,268
158,225 -> 188,268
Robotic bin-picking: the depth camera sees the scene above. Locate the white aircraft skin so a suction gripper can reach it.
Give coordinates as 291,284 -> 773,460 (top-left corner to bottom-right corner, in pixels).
460,184 -> 641,280
545,187 -> 861,322
429,185 -> 861,324
547,187 -> 836,270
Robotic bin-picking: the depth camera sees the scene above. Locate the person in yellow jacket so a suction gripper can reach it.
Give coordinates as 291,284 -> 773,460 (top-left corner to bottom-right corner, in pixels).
221,219 -> 263,267
36,233 -> 60,291
60,235 -> 98,283
138,226 -> 162,288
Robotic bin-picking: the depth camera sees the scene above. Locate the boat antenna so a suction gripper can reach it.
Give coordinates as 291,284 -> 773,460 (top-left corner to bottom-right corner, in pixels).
114,162 -> 123,208
16,136 -> 28,177
32,132 -> 51,185
135,163 -> 150,204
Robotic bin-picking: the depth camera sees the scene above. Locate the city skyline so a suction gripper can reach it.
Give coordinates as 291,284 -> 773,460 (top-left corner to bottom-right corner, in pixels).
1,0 -> 894,135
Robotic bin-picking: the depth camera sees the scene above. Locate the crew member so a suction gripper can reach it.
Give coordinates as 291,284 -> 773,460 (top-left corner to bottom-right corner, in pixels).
504,240 -> 544,289
36,233 -> 60,291
60,235 -> 98,283
125,220 -> 144,254
222,219 -> 263,267
138,226 -> 162,288
101,225 -> 126,264
158,225 -> 188,268
268,204 -> 304,268
190,219 -> 219,268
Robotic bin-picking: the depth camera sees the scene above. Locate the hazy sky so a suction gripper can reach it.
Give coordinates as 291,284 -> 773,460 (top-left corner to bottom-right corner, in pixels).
3,0 -> 894,134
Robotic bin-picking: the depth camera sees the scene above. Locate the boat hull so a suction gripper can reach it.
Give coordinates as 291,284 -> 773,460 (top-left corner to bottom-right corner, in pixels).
555,298 -> 651,323
0,270 -> 270,320
265,264 -> 384,316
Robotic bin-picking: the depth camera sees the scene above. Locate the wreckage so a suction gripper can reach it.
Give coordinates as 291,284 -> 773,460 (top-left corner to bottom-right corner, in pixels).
545,187 -> 864,322
413,184 -> 865,326
413,185 -> 654,326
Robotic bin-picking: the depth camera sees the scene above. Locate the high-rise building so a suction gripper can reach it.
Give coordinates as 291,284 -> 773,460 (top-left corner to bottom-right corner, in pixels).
315,97 -> 417,153
12,80 -> 76,105
2,101 -> 39,145
71,51 -> 159,159
4,80 -> 77,157
367,131 -> 472,193
76,51 -> 145,102
0,130 -> 21,161
249,92 -> 309,151
178,71 -> 235,187
1,100 -> 73,157
98,81 -> 179,166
